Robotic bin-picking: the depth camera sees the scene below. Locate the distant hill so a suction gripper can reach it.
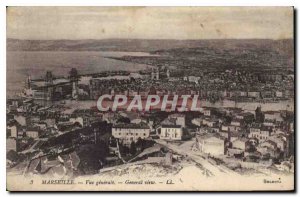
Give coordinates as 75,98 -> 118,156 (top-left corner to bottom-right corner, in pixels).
7,38 -> 293,69
7,38 -> 293,55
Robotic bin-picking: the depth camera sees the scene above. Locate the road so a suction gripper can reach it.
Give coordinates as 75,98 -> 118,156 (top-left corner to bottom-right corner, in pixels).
154,139 -> 240,177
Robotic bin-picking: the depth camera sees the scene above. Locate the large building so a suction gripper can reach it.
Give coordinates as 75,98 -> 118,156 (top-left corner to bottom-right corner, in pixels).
196,135 -> 226,156
160,125 -> 183,141
112,123 -> 150,145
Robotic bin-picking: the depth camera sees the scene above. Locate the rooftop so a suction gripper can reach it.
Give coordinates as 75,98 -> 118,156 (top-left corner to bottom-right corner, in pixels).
113,123 -> 150,129
161,124 -> 181,128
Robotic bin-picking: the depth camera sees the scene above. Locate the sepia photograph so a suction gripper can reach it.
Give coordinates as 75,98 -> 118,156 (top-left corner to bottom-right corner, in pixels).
6,6 -> 294,191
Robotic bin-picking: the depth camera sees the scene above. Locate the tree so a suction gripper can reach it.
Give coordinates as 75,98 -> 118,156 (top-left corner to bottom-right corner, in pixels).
69,68 -> 78,80
130,141 -> 137,155
117,117 -> 131,124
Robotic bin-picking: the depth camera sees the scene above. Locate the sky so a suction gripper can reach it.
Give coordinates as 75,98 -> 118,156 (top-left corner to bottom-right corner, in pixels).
7,6 -> 293,40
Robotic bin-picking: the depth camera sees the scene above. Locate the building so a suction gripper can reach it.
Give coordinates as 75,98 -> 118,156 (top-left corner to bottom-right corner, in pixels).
160,125 -> 183,141
196,135 -> 226,156
232,138 -> 248,151
112,123 -> 150,145
249,126 -> 272,142
264,111 -> 283,122
7,138 -> 17,152
26,128 -> 40,139
7,123 -> 18,138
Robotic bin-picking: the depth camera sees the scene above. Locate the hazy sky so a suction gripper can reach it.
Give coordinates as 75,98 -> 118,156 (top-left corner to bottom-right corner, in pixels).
7,7 -> 293,40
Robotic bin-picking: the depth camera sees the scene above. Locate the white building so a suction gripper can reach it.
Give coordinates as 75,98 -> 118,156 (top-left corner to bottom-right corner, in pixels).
112,123 -> 150,145
160,125 -> 183,141
196,135 -> 225,156
249,126 -> 272,142
26,129 -> 40,139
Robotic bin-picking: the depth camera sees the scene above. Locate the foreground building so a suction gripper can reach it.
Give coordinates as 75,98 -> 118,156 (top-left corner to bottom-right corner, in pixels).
112,123 -> 150,145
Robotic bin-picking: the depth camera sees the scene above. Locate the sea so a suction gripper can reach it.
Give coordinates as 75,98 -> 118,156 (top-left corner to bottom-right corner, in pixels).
7,51 -> 153,98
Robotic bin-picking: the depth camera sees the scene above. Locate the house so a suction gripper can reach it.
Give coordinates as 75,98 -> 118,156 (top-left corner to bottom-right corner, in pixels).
160,125 -> 183,141
112,123 -> 150,145
248,126 -> 272,142
264,111 -> 283,122
26,128 -> 41,139
232,138 -> 248,151
196,135 -> 226,156
7,138 -> 17,152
